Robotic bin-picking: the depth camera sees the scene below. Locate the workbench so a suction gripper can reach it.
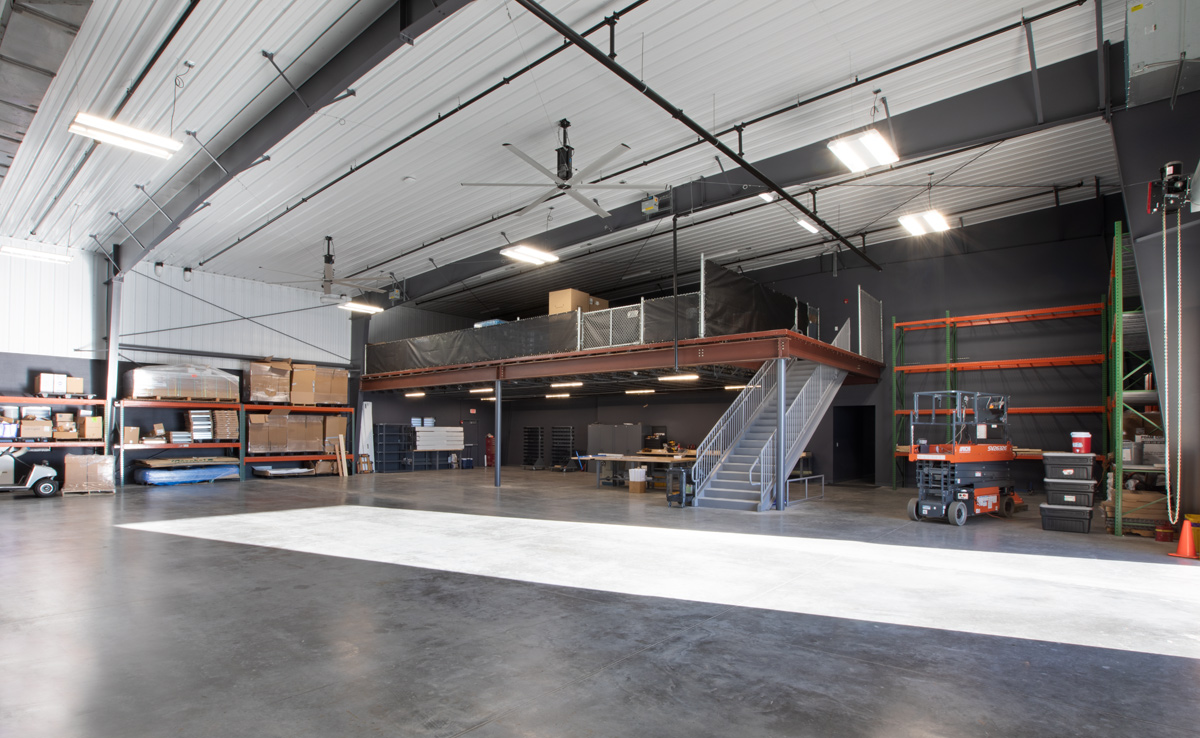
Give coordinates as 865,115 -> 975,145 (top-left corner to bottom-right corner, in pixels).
577,454 -> 692,489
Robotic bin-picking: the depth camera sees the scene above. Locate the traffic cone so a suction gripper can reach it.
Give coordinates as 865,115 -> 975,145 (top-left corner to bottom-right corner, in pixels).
1168,520 -> 1199,559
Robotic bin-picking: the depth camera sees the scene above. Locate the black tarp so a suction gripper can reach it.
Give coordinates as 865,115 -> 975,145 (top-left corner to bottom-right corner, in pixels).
367,313 -> 578,373
643,294 -> 700,343
702,260 -> 804,336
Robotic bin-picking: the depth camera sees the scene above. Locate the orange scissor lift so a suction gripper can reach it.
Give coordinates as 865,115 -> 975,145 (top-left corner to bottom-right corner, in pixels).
907,390 -> 1024,525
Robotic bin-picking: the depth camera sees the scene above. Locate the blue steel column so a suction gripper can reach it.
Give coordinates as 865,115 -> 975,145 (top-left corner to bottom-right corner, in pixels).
494,379 -> 502,487
776,357 -> 786,510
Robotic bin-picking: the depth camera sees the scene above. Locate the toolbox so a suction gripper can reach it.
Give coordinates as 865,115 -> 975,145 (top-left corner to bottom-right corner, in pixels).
1040,503 -> 1094,533
1042,451 -> 1095,480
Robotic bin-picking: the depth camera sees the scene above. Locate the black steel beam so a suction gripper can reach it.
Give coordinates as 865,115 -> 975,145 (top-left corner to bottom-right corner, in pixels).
512,0 -> 879,270
113,0 -> 474,273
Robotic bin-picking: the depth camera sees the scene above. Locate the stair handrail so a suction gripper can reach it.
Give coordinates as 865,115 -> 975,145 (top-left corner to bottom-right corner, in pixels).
691,359 -> 777,490
755,320 -> 853,510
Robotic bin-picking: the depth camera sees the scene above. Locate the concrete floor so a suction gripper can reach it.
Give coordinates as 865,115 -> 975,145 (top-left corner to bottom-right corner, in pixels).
2,468 -> 1198,737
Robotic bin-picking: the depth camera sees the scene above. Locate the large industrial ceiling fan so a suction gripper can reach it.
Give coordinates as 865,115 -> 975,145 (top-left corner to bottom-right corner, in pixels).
261,236 -> 388,299
461,119 -> 667,218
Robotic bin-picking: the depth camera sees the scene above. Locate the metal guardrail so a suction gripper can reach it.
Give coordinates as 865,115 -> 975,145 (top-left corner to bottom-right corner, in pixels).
753,320 -> 852,511
691,359 -> 776,492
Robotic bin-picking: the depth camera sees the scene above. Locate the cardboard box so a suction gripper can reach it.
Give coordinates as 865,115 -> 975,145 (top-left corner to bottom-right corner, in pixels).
65,376 -> 84,394
20,420 -> 53,438
328,369 -> 348,404
63,455 -> 115,493
212,410 -> 239,440
54,412 -> 75,424
21,406 -> 51,420
55,422 -> 77,433
310,460 -> 336,475
549,289 -> 590,315
123,427 -> 141,445
291,364 -> 317,405
124,365 -> 238,401
286,415 -> 323,452
78,416 -> 103,440
248,411 -> 290,453
309,367 -> 349,405
628,480 -> 647,494
152,423 -> 166,437
324,416 -> 348,453
53,430 -> 79,440
34,373 -> 60,394
248,359 -> 292,403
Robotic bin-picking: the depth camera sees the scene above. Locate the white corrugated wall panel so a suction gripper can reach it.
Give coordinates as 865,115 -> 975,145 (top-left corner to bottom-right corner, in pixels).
120,263 -> 351,366
0,251 -> 106,359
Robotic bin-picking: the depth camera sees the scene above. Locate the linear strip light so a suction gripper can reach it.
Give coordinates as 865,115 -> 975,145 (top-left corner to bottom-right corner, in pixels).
0,243 -> 73,264
338,301 -> 384,314
69,113 -> 183,158
405,392 -> 425,398
659,373 -> 699,381
626,389 -> 655,395
826,129 -> 898,172
480,397 -> 496,401
725,385 -> 747,390
550,381 -> 582,388
898,210 -> 951,236
546,393 -> 570,399
469,388 -> 494,393
795,217 -> 820,234
500,244 -> 559,265
757,192 -> 778,203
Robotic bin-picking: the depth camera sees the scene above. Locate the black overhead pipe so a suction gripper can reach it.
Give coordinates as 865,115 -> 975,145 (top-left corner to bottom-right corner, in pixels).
672,214 -> 679,370
511,0 -> 881,271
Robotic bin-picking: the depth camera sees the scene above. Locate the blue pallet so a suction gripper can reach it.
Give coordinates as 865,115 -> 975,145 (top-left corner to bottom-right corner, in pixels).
133,465 -> 240,486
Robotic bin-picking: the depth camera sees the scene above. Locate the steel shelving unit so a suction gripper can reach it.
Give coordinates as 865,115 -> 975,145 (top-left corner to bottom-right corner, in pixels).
115,400 -> 244,484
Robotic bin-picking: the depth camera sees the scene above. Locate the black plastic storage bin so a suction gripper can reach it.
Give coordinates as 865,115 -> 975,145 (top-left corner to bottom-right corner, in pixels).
1040,503 -> 1094,533
1043,451 -> 1095,480
1043,477 -> 1098,506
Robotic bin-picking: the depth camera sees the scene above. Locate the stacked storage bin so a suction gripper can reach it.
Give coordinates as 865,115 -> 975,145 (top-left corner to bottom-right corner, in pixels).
1039,452 -> 1097,533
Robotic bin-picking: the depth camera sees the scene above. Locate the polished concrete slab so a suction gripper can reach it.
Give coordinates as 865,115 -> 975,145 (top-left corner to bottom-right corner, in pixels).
2,468 -> 1198,737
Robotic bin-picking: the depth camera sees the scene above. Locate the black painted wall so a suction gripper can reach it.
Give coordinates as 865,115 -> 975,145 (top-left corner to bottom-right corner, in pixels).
751,195 -> 1122,488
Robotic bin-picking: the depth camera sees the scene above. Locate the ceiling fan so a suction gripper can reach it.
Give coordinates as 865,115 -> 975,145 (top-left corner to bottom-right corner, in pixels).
461,119 -> 668,218
260,236 -> 388,298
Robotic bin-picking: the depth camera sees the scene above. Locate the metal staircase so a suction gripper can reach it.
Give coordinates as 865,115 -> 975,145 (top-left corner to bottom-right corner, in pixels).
691,320 -> 851,511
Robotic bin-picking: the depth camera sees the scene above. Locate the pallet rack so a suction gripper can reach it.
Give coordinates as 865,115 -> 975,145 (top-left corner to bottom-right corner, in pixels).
241,404 -> 355,471
522,426 -> 545,469
0,395 -> 108,450
115,400 -> 245,485
891,304 -> 1105,488
1103,222 -> 1165,536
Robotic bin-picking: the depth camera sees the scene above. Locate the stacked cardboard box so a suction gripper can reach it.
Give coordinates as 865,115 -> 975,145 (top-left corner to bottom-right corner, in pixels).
124,365 -> 239,401
77,415 -> 103,439
213,410 -> 239,440
248,359 -> 292,403
247,411 -> 290,453
548,288 -> 608,315
33,373 -> 85,395
286,415 -> 324,452
247,412 -> 345,453
63,455 -> 115,493
1101,490 -> 1171,534
291,366 -> 349,405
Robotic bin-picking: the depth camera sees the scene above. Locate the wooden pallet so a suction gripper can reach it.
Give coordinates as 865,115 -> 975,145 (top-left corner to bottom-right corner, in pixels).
357,455 -> 373,474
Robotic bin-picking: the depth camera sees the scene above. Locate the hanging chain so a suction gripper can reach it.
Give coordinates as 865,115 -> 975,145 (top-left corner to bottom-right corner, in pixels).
1163,208 -> 1182,525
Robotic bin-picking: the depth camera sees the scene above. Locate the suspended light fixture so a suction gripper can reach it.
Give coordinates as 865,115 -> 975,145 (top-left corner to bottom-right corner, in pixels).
0,241 -> 73,264
545,393 -> 570,399
500,244 -> 559,265
68,113 -> 183,158
405,391 -> 425,398
898,210 -> 951,236
659,373 -> 699,381
469,387 -> 494,394
626,389 -> 655,395
826,129 -> 898,172
338,301 -> 384,314
795,217 -> 819,234
725,384 -> 748,390
550,381 -> 583,388
480,397 -> 496,401
758,192 -> 778,203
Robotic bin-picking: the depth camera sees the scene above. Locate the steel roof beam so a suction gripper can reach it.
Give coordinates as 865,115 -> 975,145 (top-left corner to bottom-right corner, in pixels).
113,0 -> 474,274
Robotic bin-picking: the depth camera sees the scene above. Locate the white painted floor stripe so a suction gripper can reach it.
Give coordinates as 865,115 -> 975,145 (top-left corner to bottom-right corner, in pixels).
120,507 -> 1200,659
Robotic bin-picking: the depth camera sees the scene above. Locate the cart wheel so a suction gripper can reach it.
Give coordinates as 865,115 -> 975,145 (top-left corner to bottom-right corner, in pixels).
948,501 -> 968,526
907,498 -> 921,521
1001,495 -> 1016,518
33,479 -> 59,498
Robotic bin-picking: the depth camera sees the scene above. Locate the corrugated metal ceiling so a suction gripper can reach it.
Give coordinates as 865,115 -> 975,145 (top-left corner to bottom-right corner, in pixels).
0,0 -> 1125,313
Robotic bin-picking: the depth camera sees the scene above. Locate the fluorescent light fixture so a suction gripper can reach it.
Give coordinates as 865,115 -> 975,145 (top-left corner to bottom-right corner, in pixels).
620,270 -> 652,281
546,393 -> 570,399
480,397 -> 496,402
626,389 -> 655,395
758,192 -> 778,203
69,112 -> 183,158
500,244 -> 559,265
469,387 -> 494,394
796,217 -> 820,234
725,384 -> 748,390
826,129 -> 897,172
0,242 -> 73,264
899,210 -> 951,236
404,392 -> 425,398
338,301 -> 384,314
550,381 -> 583,388
659,373 -> 699,381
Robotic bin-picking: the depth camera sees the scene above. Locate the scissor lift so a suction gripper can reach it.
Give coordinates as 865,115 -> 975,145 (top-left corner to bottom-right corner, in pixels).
907,390 -> 1022,525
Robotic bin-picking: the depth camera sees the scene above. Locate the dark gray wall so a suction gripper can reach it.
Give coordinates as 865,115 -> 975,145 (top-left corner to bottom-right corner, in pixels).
751,195 -> 1121,488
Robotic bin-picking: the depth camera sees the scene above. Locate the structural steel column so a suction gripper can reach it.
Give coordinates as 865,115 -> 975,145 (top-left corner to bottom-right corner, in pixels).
494,378 -> 502,487
776,358 -> 786,510
103,272 -> 124,456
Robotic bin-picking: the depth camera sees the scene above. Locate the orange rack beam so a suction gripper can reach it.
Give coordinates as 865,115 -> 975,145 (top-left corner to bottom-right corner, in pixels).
895,406 -> 1104,416
894,354 -> 1103,374
894,303 -> 1102,331
245,454 -> 354,462
1,441 -> 106,448
0,395 -> 106,406
118,400 -> 242,409
242,405 -> 353,413
118,443 -> 241,450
